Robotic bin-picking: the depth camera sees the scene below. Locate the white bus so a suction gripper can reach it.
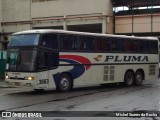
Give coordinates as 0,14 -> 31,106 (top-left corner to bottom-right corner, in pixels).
5,30 -> 159,92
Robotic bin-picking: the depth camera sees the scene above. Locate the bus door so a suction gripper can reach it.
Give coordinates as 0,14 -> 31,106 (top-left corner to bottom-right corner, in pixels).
37,50 -> 59,89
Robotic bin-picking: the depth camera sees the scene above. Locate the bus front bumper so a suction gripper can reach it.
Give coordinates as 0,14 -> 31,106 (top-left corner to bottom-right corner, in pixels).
5,79 -> 36,88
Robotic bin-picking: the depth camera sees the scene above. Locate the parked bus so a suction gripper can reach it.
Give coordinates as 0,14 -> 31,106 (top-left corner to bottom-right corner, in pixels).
5,30 -> 159,92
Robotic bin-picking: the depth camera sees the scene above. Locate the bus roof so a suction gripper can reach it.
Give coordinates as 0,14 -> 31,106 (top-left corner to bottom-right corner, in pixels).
13,29 -> 158,41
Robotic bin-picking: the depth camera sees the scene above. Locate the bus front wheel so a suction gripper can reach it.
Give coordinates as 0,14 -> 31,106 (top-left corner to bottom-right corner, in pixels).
57,74 -> 72,92
124,71 -> 134,87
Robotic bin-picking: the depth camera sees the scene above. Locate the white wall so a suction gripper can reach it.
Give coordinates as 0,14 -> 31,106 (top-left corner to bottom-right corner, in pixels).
153,15 -> 160,32
2,0 -> 31,21
31,0 -> 112,18
115,16 -> 132,33
2,0 -> 113,34
31,0 -> 113,33
115,14 -> 160,34
2,0 -> 31,32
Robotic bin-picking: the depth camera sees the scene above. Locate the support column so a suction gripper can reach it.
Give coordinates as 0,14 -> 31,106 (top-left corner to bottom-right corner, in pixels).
113,7 -> 115,34
63,15 -> 67,30
131,0 -> 134,35
151,0 -> 153,32
102,17 -> 107,34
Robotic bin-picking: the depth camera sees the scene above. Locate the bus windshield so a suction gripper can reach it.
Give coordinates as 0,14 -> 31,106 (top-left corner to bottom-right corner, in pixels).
6,49 -> 37,72
9,34 -> 40,47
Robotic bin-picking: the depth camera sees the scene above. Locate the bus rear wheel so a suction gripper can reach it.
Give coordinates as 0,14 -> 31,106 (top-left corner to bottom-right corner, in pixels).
57,74 -> 72,92
124,71 -> 134,87
134,71 -> 143,86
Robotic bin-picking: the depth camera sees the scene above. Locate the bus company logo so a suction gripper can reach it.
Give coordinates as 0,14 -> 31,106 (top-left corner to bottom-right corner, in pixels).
94,55 -> 102,61
105,55 -> 149,62
53,55 -> 91,84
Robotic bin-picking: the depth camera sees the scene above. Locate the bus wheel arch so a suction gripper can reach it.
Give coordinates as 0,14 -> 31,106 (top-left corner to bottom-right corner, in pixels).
134,69 -> 144,86
56,72 -> 73,92
124,69 -> 134,87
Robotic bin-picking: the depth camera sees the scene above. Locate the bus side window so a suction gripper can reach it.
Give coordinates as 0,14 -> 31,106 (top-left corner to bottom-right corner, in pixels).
60,34 -> 77,50
39,52 -> 48,69
48,52 -> 59,68
103,38 -> 111,51
78,36 -> 94,51
124,39 -> 138,52
139,40 -> 150,53
95,38 -> 101,51
112,38 -> 124,52
41,34 -> 58,49
95,37 -> 110,52
150,41 -> 158,54
78,36 -> 86,51
38,51 -> 58,70
85,36 -> 95,50
70,36 -> 77,50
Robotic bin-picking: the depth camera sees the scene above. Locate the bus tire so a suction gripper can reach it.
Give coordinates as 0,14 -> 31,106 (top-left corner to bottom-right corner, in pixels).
134,71 -> 143,86
124,71 -> 134,87
57,74 -> 72,92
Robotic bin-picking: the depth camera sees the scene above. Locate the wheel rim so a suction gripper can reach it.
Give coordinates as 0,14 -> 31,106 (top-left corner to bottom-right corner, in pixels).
136,74 -> 142,84
126,73 -> 133,85
60,77 -> 69,89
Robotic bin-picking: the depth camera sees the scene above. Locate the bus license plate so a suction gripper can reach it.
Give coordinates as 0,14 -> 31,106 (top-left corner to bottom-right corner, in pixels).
15,82 -> 20,86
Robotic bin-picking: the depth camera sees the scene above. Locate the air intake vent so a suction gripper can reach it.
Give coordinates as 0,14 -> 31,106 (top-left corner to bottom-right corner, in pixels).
104,66 -> 115,81
149,65 -> 156,76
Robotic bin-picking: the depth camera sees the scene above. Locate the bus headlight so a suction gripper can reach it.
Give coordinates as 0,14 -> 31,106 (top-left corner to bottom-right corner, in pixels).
25,77 -> 35,80
5,75 -> 9,79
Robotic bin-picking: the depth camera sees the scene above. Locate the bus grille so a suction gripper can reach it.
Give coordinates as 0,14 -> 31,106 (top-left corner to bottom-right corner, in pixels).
9,77 -> 25,80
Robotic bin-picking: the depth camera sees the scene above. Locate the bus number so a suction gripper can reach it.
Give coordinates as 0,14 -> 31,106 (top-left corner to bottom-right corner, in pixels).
39,79 -> 49,84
